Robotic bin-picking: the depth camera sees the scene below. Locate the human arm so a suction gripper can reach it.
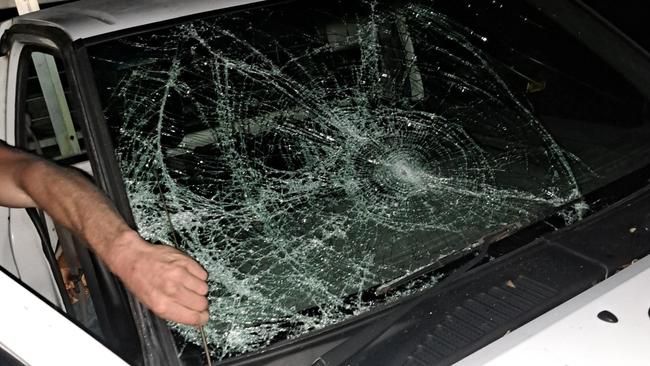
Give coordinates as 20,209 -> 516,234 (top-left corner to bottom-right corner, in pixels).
0,143 -> 209,325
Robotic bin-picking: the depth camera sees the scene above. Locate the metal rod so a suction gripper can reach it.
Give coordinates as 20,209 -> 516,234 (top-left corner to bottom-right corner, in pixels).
199,325 -> 213,366
156,173 -> 212,365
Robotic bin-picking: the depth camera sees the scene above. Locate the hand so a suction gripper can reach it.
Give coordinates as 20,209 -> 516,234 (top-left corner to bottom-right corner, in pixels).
106,231 -> 210,326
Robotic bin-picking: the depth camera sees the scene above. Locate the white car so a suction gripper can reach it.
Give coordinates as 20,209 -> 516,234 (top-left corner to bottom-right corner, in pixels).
1,0 -> 650,365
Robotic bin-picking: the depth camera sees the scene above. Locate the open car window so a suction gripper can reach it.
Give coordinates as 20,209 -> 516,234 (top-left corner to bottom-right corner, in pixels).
19,51 -> 86,161
86,0 -> 650,360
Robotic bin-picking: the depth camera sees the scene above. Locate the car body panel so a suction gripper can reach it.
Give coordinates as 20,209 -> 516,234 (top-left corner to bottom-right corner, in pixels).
456,253 -> 650,366
0,267 -> 128,366
11,0 -> 265,41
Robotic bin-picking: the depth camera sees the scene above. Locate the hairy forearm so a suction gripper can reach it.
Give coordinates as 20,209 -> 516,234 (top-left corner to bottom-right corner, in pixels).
1,145 -> 210,325
18,159 -> 136,264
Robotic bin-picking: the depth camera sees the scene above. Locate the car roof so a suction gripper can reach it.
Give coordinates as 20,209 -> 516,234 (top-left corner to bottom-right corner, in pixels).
11,0 -> 265,42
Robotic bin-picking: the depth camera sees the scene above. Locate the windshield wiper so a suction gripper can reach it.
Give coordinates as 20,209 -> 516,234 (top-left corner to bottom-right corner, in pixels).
313,223 -> 521,366
374,222 -> 522,296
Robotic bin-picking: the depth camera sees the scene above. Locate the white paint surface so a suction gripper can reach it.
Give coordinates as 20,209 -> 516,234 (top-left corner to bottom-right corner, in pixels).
0,270 -> 128,365
456,254 -> 650,366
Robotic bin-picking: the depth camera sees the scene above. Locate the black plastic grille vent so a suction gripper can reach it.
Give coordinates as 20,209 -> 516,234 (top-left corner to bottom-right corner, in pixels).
404,276 -> 558,366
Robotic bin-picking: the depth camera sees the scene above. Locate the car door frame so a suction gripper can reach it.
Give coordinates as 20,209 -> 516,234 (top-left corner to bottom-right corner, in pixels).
1,23 -> 181,366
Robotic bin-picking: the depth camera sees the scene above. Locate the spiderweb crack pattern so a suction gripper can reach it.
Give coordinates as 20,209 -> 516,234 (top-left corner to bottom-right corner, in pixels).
100,1 -> 580,358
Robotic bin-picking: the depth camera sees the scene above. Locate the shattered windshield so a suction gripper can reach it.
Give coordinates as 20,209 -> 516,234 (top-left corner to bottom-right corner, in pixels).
87,0 -> 650,360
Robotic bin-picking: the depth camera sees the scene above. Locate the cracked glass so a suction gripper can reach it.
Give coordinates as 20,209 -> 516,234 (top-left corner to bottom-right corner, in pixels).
87,0 -> 650,360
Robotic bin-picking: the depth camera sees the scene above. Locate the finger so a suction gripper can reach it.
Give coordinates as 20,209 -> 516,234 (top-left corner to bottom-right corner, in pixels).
172,285 -> 209,312
175,269 -> 209,295
181,258 -> 208,281
163,302 -> 209,326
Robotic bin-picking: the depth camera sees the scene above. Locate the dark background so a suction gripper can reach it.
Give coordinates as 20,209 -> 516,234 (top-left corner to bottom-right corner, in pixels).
583,0 -> 649,51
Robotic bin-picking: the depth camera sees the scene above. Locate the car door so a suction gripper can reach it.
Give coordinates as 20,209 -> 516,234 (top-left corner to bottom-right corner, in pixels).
0,23 -> 181,366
